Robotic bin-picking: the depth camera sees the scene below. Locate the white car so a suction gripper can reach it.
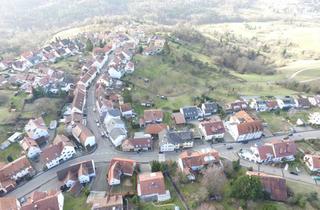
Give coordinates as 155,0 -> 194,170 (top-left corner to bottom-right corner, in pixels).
93,107 -> 96,112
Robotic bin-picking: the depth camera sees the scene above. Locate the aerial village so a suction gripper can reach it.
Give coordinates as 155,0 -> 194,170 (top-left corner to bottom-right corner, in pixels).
1,21 -> 320,209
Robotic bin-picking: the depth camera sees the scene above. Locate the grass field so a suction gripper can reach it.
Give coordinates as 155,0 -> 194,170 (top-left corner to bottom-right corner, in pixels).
129,40 -> 301,111
63,192 -> 90,210
21,98 -> 64,125
0,143 -> 22,162
50,55 -> 84,76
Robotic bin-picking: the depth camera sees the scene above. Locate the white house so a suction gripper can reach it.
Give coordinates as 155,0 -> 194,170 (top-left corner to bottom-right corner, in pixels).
20,137 -> 41,159
137,172 -> 171,202
109,128 -> 127,147
309,112 -> 320,125
72,124 -> 96,148
108,67 -> 124,79
24,117 -> 49,141
226,111 -> 263,142
159,130 -> 194,152
304,154 -> 320,172
105,118 -> 126,134
199,120 -> 225,140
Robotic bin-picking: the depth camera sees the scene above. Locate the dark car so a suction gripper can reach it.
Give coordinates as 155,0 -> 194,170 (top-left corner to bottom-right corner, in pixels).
226,145 -> 233,150
290,171 -> 298,176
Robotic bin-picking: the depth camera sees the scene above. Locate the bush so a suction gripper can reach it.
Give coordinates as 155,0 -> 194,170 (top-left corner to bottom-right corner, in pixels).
261,203 -> 278,210
288,193 -> 307,208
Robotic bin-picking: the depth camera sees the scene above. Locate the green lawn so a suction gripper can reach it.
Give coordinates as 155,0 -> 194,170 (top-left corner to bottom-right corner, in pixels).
50,55 -> 83,76
63,192 -> 90,210
0,143 -> 22,162
257,112 -> 291,133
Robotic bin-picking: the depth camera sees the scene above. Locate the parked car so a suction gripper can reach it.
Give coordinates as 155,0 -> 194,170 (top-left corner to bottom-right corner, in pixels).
226,145 -> 233,150
290,171 -> 298,176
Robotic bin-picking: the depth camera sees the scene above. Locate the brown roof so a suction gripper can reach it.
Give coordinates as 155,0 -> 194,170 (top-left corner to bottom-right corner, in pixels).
257,145 -> 274,160
0,197 -> 20,210
107,158 -> 136,184
120,103 -> 132,113
0,156 -> 34,192
138,172 -> 166,196
144,109 -> 163,122
145,124 -> 167,135
172,113 -> 186,125
73,123 -> 94,145
247,171 -> 287,201
21,190 -> 61,210
267,140 -> 297,158
53,134 -> 73,147
91,195 -> 123,210
304,154 -> 320,169
40,143 -> 63,164
72,85 -> 86,112
122,137 -> 152,150
237,121 -> 263,135
20,137 -> 39,151
57,160 -> 95,181
200,120 -> 225,136
179,149 -> 219,173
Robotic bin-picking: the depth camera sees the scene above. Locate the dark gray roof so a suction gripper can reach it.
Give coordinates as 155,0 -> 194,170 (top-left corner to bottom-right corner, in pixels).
203,102 -> 218,113
159,130 -> 193,146
181,106 -> 199,117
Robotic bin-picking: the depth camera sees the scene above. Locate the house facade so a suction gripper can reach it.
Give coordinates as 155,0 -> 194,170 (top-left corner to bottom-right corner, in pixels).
199,120 -> 225,140
159,130 -> 194,152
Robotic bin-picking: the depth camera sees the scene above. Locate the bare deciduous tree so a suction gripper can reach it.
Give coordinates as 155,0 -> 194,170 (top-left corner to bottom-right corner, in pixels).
201,165 -> 227,196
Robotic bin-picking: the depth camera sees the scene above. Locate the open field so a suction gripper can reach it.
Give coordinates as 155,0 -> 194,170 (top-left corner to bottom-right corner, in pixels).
50,55 -> 84,76
0,143 -> 22,162
128,40 -> 302,111
63,192 -> 90,210
21,98 -> 64,125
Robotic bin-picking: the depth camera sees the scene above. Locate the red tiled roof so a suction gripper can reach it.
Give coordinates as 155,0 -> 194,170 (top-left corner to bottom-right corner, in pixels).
179,149 -> 219,172
22,190 -> 61,210
305,154 -> 320,169
172,113 -> 186,125
144,109 -> 163,122
267,140 -> 297,158
107,158 -> 136,185
200,120 -> 225,135
138,172 -> 166,196
120,103 -> 132,113
145,124 -> 167,135
0,197 -> 20,210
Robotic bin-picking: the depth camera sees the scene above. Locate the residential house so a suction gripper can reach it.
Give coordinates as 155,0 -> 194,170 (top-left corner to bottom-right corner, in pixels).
90,195 -> 123,210
107,158 -> 136,185
295,98 -> 311,109
104,118 -> 126,134
304,154 -> 320,172
71,85 -> 86,114
104,108 -> 122,123
144,124 -> 167,138
226,111 -> 263,142
57,160 -> 96,188
120,103 -> 133,118
201,102 -> 218,116
21,190 -> 64,210
276,97 -> 295,110
254,100 -> 268,112
137,172 -> 170,202
40,135 -> 76,169
178,149 -> 220,180
142,109 -> 164,125
72,124 -> 96,149
109,128 -> 127,147
266,100 -> 279,111
24,117 -> 49,145
159,129 -> 194,152
0,197 -> 21,210
108,67 -> 123,79
121,132 -> 152,152
246,171 -> 288,201
19,137 -> 41,159
0,156 -> 35,195
180,106 -> 203,121
199,120 -> 225,141
12,60 -> 27,71
309,112 -> 320,125
125,61 -> 134,73
240,140 -> 297,163
171,113 -> 186,125
230,101 -> 248,112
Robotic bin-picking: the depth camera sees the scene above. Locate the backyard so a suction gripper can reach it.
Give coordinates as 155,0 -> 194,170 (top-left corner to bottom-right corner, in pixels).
63,191 -> 91,210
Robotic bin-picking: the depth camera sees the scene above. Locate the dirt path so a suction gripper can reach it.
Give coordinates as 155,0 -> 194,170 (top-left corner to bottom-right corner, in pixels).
300,77 -> 320,83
